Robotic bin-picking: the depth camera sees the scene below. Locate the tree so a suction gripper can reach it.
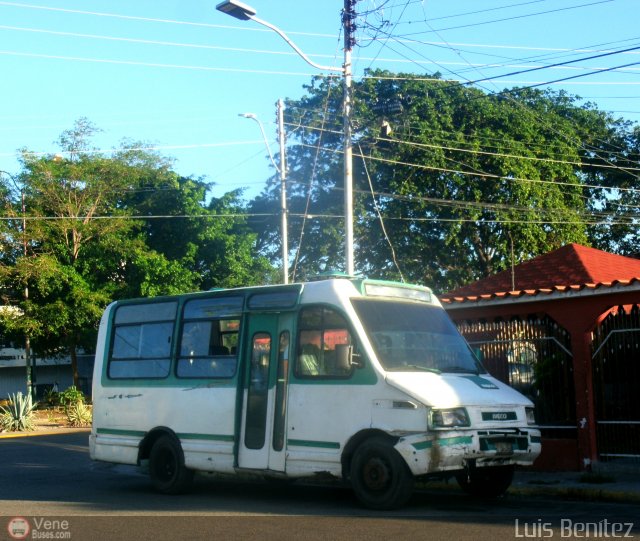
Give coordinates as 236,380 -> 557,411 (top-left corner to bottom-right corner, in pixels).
583,123 -> 640,255
0,119 -> 277,387
250,71 -> 635,292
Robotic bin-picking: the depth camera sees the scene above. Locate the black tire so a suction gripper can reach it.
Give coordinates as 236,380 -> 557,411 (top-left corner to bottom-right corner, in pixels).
149,435 -> 194,494
350,437 -> 414,510
455,465 -> 514,498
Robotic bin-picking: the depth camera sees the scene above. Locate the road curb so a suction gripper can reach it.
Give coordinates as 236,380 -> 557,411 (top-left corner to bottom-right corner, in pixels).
0,428 -> 90,439
509,484 -> 640,504
416,477 -> 640,505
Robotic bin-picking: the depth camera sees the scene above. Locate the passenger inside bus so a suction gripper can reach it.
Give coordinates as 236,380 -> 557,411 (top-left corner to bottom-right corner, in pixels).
298,342 -> 322,376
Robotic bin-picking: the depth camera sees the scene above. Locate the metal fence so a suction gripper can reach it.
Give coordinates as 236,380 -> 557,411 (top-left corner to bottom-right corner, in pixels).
592,305 -> 640,463
457,315 -> 576,439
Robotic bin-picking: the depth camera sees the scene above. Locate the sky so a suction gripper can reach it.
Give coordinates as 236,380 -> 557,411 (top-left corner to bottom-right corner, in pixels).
0,0 -> 639,201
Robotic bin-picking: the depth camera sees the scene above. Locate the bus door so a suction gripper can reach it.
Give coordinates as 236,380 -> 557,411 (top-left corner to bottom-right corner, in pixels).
238,313 -> 290,472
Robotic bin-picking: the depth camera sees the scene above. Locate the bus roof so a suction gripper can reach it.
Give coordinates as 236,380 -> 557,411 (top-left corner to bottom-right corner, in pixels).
108,277 -> 435,312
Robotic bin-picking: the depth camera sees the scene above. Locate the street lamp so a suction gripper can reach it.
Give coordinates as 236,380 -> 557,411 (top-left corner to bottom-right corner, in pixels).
216,0 -> 356,276
0,170 -> 32,399
239,107 -> 289,284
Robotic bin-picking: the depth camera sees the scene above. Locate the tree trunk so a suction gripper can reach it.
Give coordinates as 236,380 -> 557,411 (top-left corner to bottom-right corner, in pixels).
70,345 -> 79,389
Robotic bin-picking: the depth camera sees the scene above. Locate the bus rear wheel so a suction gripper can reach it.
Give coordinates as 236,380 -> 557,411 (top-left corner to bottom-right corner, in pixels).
455,465 -> 514,498
149,435 -> 194,494
350,437 -> 414,510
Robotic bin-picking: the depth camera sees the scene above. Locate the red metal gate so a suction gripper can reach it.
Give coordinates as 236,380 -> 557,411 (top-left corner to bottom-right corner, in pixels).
592,305 -> 640,463
457,315 -> 576,437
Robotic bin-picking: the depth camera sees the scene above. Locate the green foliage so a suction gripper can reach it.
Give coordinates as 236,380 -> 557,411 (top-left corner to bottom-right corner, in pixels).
250,71 -> 635,291
58,385 -> 85,409
43,388 -> 60,408
0,118 -> 277,382
65,402 -> 92,427
0,392 -> 37,432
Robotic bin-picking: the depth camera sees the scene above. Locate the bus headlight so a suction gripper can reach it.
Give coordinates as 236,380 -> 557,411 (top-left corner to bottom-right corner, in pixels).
431,407 -> 470,428
526,407 -> 536,425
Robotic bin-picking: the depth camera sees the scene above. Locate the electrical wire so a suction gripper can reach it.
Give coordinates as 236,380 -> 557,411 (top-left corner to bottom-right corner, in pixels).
385,0 -> 614,37
283,121 -> 640,175
356,138 -> 406,281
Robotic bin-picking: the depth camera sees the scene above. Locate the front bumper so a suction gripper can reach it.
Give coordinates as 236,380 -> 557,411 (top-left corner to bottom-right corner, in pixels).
395,427 -> 541,476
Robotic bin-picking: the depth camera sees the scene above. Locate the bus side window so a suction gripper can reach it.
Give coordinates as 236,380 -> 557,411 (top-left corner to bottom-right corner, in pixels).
295,306 -> 354,379
108,301 -> 177,380
177,318 -> 240,379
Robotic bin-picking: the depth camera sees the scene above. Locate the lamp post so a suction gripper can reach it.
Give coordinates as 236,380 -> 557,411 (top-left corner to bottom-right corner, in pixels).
0,170 -> 32,399
239,106 -> 289,284
216,0 -> 357,276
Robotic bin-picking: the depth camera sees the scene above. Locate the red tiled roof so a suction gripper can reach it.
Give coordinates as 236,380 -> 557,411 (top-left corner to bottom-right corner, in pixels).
441,243 -> 640,304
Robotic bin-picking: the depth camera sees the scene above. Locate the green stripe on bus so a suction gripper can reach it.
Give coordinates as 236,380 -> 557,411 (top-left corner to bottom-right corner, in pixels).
287,439 -> 341,450
97,428 -> 146,438
177,433 -> 234,442
412,436 -> 473,450
97,428 -> 234,443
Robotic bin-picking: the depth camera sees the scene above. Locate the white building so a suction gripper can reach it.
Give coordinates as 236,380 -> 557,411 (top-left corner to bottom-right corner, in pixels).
0,346 -> 93,399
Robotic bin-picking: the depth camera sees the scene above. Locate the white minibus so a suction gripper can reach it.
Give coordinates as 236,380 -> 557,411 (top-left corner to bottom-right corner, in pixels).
90,277 -> 540,509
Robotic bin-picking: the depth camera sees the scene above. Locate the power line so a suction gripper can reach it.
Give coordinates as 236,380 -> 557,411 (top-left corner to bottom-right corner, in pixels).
16,22 -> 637,78
387,0 -> 614,37
3,48 -> 640,87
0,1 -> 336,38
516,59 -> 640,90
411,0 -> 552,24
284,121 -> 640,175
0,139 -> 269,159
0,24 -> 340,62
0,50 -> 319,77
291,141 -> 640,195
0,213 -> 275,221
4,203 -> 636,227
355,1 -> 640,176
8,1 -> 636,62
458,44 -> 640,86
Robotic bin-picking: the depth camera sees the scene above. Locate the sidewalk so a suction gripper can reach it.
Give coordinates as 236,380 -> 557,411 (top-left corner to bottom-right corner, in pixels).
509,469 -> 640,503
421,468 -> 640,504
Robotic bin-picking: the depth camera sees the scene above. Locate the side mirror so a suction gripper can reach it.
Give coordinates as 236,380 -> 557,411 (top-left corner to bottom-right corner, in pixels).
335,344 -> 363,371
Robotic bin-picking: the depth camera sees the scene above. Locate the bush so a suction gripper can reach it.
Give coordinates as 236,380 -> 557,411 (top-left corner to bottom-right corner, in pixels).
43,388 -> 60,408
65,402 -> 92,427
0,392 -> 37,432
58,386 -> 85,409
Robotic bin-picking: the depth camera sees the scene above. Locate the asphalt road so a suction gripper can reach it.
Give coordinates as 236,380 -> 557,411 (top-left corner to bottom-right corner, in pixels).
0,432 -> 638,540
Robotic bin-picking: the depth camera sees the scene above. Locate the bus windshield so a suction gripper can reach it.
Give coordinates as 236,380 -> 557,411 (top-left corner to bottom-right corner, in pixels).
351,299 -> 484,374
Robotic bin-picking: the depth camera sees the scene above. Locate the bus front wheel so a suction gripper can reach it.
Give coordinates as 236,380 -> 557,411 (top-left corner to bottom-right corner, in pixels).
350,437 -> 414,510
455,465 -> 514,498
149,435 -> 194,494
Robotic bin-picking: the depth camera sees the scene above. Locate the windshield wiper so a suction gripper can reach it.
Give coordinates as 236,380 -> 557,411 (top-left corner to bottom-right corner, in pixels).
443,366 -> 479,375
392,364 -> 441,374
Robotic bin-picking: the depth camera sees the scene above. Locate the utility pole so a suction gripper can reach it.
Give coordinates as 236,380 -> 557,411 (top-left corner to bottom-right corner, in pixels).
277,99 -> 289,284
343,0 -> 356,277
217,0 -> 359,276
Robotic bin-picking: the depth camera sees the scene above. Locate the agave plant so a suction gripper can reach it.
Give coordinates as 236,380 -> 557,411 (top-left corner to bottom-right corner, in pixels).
65,401 -> 92,427
0,392 -> 37,432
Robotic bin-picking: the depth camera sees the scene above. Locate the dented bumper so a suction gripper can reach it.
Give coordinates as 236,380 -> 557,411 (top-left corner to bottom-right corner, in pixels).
394,428 -> 542,476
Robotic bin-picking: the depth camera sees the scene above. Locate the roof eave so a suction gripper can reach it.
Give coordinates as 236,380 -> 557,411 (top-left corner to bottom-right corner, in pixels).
441,280 -> 640,310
